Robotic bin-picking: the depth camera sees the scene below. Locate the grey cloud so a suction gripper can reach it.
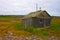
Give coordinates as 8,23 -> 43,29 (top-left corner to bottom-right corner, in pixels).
0,0 -> 60,16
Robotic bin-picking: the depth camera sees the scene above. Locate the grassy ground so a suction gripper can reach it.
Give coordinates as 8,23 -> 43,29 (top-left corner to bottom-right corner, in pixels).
0,16 -> 60,38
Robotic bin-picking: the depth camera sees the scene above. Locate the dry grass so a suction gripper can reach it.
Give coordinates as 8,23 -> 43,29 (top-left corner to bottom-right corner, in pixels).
51,17 -> 60,24
44,17 -> 60,37
0,16 -> 21,36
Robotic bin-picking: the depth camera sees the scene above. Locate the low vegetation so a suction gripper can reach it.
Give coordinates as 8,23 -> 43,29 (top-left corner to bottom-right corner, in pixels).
0,16 -> 60,38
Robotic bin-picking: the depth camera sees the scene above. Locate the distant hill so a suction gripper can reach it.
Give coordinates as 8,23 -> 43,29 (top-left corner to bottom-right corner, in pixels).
0,15 -> 25,18
52,16 -> 60,18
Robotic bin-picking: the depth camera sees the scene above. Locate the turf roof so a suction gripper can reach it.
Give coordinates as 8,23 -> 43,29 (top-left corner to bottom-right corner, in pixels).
22,10 -> 51,19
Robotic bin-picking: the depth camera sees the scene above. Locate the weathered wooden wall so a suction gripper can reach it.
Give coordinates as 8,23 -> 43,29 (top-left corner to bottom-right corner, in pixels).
32,17 -> 44,27
22,18 -> 32,28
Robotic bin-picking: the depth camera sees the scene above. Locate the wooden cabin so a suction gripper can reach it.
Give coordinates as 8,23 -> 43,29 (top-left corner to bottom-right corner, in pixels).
22,10 -> 51,28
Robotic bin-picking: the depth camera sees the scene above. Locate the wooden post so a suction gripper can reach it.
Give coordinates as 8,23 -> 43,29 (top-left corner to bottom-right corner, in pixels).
36,3 -> 38,11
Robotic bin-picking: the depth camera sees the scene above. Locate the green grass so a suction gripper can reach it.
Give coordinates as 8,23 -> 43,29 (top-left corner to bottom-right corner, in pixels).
0,16 -> 20,22
24,26 -> 49,37
10,23 -> 24,30
50,24 -> 60,30
0,16 -> 12,22
9,23 -> 49,37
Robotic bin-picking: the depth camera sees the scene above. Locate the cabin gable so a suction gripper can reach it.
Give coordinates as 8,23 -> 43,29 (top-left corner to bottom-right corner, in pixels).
22,10 -> 51,28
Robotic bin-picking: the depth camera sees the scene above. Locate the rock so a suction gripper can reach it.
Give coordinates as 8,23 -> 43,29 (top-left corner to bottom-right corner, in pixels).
0,36 -> 2,40
0,35 -> 44,40
25,37 -> 29,40
45,36 -> 59,40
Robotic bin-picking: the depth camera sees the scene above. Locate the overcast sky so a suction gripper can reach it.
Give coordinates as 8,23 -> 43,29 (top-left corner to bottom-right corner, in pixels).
0,0 -> 60,16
